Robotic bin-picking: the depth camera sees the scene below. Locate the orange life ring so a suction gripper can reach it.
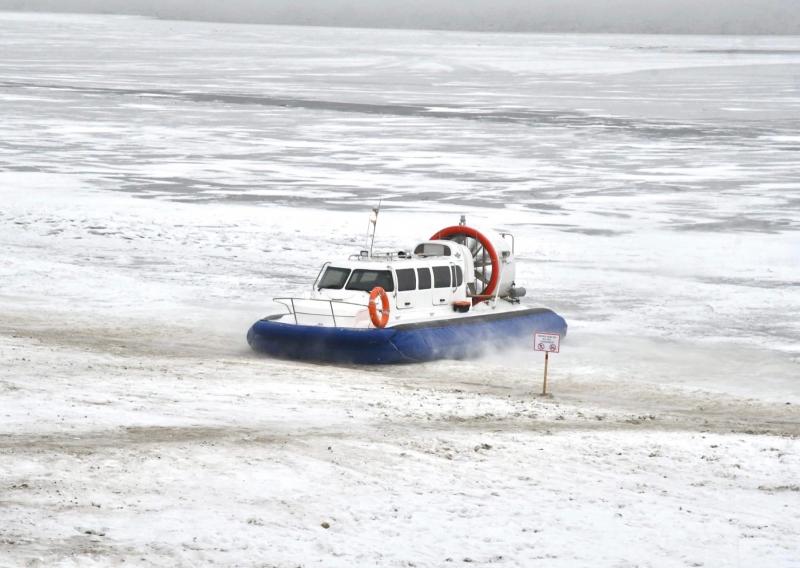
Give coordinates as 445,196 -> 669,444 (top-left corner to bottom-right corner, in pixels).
368,286 -> 390,329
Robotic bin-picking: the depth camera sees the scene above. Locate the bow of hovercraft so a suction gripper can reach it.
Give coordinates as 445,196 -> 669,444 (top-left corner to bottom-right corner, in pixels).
247,316 -> 409,364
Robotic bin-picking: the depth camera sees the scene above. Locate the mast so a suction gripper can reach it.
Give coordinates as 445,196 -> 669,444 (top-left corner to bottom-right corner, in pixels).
365,199 -> 381,258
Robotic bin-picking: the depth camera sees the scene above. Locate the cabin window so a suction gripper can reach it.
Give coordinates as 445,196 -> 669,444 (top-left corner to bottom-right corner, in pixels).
450,266 -> 457,286
414,243 -> 451,257
433,266 -> 451,288
345,269 -> 395,292
396,268 -> 416,291
317,266 -> 351,290
417,267 -> 432,289
455,265 -> 464,286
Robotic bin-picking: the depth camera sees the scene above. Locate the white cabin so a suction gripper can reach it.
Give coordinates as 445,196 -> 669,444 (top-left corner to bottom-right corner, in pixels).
272,229 -> 524,328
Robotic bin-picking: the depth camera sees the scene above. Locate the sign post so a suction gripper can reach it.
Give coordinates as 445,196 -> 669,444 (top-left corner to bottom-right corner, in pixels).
534,332 -> 561,396
543,351 -> 550,395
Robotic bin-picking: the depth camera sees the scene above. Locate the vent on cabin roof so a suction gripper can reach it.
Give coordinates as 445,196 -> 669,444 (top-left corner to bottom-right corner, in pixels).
414,243 -> 451,257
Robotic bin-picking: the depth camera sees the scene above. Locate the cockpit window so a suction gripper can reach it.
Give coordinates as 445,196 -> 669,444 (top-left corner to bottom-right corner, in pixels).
345,269 -> 395,292
317,266 -> 351,290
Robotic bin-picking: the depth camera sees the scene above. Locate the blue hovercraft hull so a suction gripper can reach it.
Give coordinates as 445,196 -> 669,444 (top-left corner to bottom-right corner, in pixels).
247,307 -> 567,364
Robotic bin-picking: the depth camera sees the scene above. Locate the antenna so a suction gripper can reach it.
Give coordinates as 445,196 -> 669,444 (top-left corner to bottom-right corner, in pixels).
365,199 -> 381,258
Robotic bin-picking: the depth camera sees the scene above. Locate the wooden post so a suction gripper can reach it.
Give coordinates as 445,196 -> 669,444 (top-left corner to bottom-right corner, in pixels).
542,351 -> 549,395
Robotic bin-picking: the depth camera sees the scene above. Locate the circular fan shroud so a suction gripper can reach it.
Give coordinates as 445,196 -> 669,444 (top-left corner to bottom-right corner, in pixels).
430,225 -> 500,305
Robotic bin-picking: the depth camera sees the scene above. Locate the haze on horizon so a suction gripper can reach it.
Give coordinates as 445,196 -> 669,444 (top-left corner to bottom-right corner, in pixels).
1,0 -> 799,35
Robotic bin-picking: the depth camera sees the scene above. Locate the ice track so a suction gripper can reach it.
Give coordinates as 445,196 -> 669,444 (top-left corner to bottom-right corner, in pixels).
1,12 -> 799,567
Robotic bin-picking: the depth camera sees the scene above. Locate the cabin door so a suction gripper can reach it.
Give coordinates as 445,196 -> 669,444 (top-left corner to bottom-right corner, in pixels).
431,265 -> 452,306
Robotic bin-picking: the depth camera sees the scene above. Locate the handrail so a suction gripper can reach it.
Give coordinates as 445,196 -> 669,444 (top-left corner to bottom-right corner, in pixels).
274,297 -> 368,309
273,297 -> 370,328
499,232 -> 515,254
347,251 -> 409,261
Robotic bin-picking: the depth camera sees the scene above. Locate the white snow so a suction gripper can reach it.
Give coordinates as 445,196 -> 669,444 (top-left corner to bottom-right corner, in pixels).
1,12 -> 799,568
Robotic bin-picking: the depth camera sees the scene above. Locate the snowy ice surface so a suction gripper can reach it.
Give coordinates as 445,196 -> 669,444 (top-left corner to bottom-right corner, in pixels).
1,12 -> 799,567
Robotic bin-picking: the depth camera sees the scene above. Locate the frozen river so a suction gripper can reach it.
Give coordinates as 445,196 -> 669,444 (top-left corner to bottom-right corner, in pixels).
1,12 -> 799,567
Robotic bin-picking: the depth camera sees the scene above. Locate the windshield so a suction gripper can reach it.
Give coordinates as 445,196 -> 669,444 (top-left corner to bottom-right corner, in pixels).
317,266 -> 351,290
345,269 -> 395,292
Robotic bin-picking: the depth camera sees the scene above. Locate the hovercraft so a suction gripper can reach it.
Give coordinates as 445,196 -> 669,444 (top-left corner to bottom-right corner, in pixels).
247,216 -> 567,364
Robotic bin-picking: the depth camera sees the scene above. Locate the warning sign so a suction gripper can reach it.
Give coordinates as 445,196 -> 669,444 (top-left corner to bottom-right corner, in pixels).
534,332 -> 561,353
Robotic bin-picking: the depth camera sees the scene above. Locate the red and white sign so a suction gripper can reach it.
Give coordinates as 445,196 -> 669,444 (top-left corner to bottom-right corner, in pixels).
534,332 -> 561,353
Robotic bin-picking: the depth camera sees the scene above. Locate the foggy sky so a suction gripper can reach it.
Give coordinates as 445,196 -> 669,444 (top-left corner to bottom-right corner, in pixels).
1,0 -> 799,35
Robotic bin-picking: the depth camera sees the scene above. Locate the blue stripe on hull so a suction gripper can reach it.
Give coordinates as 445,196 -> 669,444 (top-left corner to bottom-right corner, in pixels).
247,308 -> 567,364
